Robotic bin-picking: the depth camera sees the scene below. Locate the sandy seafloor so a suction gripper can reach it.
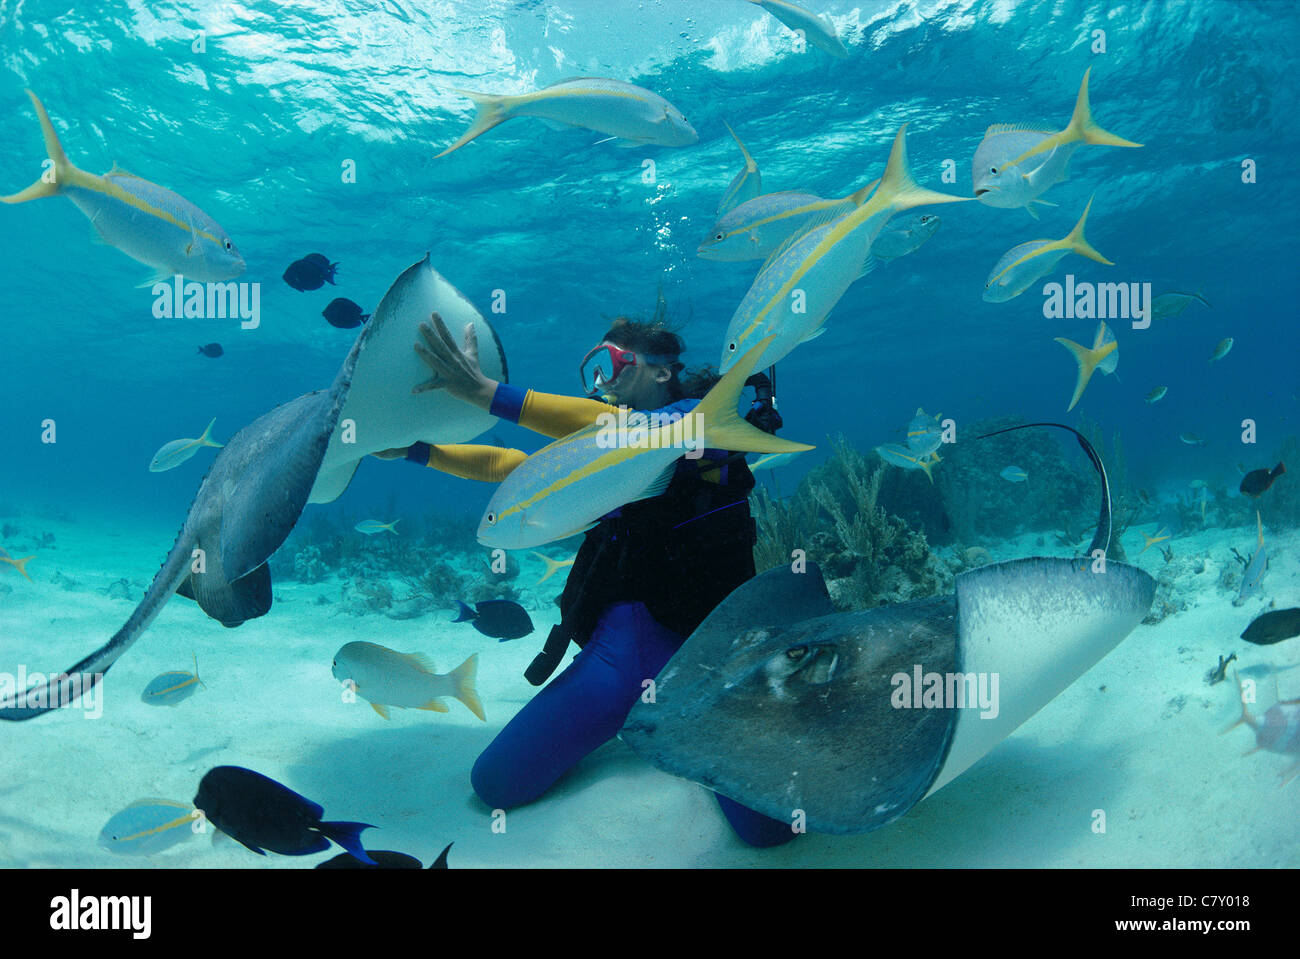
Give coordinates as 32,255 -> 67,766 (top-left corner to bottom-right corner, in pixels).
0,510 -> 1296,869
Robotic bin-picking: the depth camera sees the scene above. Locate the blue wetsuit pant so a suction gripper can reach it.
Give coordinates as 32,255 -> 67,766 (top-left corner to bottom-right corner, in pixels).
471,601 -> 797,848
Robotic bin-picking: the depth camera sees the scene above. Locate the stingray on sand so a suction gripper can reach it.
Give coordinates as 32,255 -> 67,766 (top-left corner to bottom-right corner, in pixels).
621,425 -> 1156,834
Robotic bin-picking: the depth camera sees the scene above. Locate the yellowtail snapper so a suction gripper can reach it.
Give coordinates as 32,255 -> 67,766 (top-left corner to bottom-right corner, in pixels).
972,68 -> 1141,215
984,195 -> 1111,302
717,120 -> 762,215
148,418 -> 223,472
355,519 -> 399,535
479,336 -> 812,549
437,77 -> 698,158
719,124 -> 970,374
1,91 -> 244,283
748,0 -> 849,58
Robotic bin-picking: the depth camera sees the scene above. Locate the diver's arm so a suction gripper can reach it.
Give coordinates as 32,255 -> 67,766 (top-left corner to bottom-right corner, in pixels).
492,385 -> 615,440
401,442 -> 526,482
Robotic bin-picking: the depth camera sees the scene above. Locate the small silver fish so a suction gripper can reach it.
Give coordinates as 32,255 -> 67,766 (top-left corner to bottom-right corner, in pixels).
1149,290 -> 1210,322
1180,433 -> 1207,446
355,519 -> 400,536
1209,337 -> 1233,363
748,0 -> 849,58
872,213 -> 941,261
148,418 -> 223,472
1145,386 -> 1168,404
1000,465 -> 1028,483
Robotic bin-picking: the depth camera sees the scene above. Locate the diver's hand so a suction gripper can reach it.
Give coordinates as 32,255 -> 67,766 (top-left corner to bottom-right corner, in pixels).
413,311 -> 498,409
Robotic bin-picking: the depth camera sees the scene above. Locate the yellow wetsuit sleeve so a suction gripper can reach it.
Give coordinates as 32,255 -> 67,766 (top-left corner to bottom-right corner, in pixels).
424,444 -> 527,482
518,390 -> 618,439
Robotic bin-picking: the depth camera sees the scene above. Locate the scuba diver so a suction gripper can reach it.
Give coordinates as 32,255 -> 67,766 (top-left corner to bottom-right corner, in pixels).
375,310 -> 795,848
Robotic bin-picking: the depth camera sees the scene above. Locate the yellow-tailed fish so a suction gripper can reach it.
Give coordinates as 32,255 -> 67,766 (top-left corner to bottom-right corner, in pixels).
530,551 -> 576,585
875,442 -> 935,482
698,185 -> 876,262
332,642 -> 484,721
1053,320 -> 1119,411
717,121 -> 762,216
1000,465 -> 1029,483
1209,337 -> 1233,363
436,78 -> 698,158
905,407 -> 944,455
148,418 -> 223,472
972,68 -> 1141,215
140,654 -> 204,706
1140,527 -> 1171,555
355,519 -> 400,536
2,91 -> 244,283
719,125 -> 970,374
99,799 -> 199,856
0,547 -> 34,581
479,336 -> 813,549
983,195 -> 1112,303
748,0 -> 849,58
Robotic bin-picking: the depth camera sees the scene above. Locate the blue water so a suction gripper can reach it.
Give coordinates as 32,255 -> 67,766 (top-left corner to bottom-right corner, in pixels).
0,0 -> 1297,867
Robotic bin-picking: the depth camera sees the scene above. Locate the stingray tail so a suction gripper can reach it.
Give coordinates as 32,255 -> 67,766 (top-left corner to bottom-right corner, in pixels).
319,821 -> 377,865
974,423 -> 1111,557
1,91 -> 79,204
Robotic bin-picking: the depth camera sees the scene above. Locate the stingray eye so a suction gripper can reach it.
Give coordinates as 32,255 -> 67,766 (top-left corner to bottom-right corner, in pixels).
785,645 -> 808,662
486,512 -> 497,526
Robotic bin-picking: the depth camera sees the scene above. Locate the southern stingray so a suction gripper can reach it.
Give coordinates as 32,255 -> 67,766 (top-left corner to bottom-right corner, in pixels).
621,424 -> 1157,834
0,254 -> 506,721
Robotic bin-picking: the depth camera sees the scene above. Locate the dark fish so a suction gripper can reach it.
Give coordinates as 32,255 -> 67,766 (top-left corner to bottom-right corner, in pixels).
1241,608 -> 1300,646
282,253 -> 339,292
316,850 -> 421,869
1239,461 -> 1285,498
322,297 -> 370,329
453,599 -> 534,641
193,765 -> 375,864
197,343 -> 224,358
430,841 -> 452,868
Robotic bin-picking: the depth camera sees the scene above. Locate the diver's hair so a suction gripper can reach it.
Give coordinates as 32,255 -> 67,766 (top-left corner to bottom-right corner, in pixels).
601,317 -> 695,400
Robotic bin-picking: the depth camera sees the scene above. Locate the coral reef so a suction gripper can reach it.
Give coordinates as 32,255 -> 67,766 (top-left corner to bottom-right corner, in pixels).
752,435 -> 950,610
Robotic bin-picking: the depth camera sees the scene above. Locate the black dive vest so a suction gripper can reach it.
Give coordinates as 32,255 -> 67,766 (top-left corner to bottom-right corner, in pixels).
524,452 -> 757,685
